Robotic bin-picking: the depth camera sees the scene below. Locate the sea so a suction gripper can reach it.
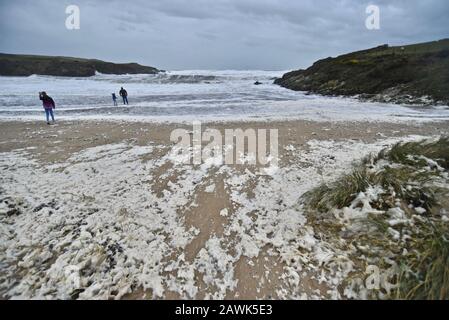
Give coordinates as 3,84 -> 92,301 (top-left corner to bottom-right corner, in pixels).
1,70 -> 448,123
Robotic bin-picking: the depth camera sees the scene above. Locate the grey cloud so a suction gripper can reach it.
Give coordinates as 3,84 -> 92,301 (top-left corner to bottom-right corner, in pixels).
0,0 -> 447,70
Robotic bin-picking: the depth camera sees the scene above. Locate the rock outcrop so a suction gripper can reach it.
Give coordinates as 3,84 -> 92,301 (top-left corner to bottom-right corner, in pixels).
275,39 -> 449,105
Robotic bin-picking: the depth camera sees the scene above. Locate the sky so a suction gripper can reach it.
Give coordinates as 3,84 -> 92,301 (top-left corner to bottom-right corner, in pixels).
0,0 -> 448,70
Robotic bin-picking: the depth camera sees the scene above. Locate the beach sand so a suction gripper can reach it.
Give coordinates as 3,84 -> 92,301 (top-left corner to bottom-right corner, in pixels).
1,119 -> 448,299
2,119 -> 448,162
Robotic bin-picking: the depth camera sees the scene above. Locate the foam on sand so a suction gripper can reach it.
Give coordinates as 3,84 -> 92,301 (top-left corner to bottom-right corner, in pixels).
0,133 -> 435,299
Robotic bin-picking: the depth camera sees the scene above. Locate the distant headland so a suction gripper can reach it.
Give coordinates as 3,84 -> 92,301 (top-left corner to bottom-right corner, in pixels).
0,53 -> 160,77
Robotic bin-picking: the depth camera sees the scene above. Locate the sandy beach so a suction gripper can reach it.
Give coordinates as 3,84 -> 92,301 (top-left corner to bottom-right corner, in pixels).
2,119 -> 448,161
1,119 -> 448,299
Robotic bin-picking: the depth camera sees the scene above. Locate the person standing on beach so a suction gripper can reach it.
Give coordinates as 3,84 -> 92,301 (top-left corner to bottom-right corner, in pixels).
112,93 -> 118,106
119,87 -> 129,105
39,91 -> 56,125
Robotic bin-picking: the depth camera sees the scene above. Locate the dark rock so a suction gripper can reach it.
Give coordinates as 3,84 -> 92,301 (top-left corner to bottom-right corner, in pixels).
7,208 -> 21,216
33,200 -> 57,213
70,288 -> 85,300
33,203 -> 47,213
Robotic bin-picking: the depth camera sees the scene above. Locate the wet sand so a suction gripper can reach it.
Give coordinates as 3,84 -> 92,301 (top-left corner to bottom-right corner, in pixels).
1,119 -> 448,164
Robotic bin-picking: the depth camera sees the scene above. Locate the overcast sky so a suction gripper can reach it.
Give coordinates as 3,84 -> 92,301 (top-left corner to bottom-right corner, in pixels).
0,0 -> 448,70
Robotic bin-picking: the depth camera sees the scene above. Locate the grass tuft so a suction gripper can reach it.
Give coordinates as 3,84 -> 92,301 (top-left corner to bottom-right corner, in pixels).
395,224 -> 449,300
303,136 -> 449,300
386,137 -> 449,169
306,168 -> 371,212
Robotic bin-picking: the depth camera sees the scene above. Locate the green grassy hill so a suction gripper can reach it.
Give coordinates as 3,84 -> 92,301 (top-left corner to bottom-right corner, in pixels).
0,53 -> 159,77
275,39 -> 449,105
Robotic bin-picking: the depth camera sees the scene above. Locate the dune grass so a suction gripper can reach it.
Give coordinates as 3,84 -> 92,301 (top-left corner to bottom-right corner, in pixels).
307,137 -> 448,212
304,137 -> 449,300
394,223 -> 449,300
383,136 -> 449,169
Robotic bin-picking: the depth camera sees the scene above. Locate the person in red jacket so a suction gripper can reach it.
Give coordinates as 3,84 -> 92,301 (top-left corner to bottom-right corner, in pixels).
39,91 -> 56,124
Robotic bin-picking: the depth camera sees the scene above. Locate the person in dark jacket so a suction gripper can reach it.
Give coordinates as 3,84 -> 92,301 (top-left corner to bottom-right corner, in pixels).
112,93 -> 118,106
39,91 -> 56,124
119,87 -> 128,105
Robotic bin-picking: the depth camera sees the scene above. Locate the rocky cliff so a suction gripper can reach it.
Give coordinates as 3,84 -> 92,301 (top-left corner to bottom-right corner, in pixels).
275,39 -> 449,105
